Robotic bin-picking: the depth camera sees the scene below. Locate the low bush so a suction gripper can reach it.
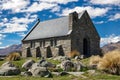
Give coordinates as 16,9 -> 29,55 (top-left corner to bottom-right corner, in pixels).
68,50 -> 80,58
6,51 -> 21,61
89,55 -> 101,69
97,50 -> 120,75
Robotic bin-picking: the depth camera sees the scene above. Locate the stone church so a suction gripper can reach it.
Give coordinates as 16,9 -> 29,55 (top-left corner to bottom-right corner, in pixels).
22,10 -> 101,58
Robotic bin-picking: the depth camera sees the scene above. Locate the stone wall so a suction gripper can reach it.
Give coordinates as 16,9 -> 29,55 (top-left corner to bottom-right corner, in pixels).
22,36 -> 71,58
70,11 -> 101,57
22,11 -> 101,58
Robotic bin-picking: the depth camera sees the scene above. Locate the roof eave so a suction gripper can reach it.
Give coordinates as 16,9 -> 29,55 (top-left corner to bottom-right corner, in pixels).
22,20 -> 40,41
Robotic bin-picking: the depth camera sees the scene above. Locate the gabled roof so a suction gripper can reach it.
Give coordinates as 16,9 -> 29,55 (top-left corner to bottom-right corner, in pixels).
22,10 -> 86,41
23,16 -> 69,41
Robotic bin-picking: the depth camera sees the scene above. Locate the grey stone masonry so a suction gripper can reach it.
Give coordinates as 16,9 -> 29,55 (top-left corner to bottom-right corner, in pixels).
22,10 -> 101,58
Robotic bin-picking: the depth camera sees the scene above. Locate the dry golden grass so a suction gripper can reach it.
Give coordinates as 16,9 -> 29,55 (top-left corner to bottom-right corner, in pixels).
89,55 -> 101,67
97,50 -> 120,75
6,51 -> 21,61
68,50 -> 80,58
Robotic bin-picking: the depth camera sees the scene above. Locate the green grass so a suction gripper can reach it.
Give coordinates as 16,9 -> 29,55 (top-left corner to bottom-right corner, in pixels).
80,58 -> 90,66
0,57 -> 120,80
1,73 -> 120,80
0,75 -> 77,80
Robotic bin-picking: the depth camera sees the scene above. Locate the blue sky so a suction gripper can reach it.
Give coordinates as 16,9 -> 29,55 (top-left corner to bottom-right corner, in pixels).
0,0 -> 120,48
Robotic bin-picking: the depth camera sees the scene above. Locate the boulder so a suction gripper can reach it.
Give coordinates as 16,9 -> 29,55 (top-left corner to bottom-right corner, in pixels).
30,67 -> 52,77
38,59 -> 56,68
22,59 -> 35,70
61,60 -> 74,71
59,71 -> 68,76
21,71 -> 32,76
0,67 -> 21,76
30,63 -> 40,69
67,72 -> 85,77
1,61 -> 15,68
87,70 -> 96,76
75,56 -> 81,60
74,61 -> 86,71
53,56 -> 70,61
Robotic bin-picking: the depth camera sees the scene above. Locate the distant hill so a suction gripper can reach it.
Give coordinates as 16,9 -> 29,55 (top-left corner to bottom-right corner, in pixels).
0,41 -> 120,56
0,44 -> 22,55
102,41 -> 120,53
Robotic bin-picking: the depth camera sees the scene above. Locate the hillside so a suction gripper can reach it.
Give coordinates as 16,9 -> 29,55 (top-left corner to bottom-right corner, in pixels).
0,41 -> 120,56
102,41 -> 120,53
0,44 -> 21,55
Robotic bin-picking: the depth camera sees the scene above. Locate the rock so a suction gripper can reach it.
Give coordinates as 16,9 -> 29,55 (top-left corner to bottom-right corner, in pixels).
52,72 -> 59,76
30,63 -> 40,69
53,56 -> 69,61
21,71 -> 32,76
38,59 -> 56,68
75,56 -> 81,60
67,72 -> 85,77
31,67 -> 52,77
74,61 -> 86,71
22,59 -> 35,70
0,61 -> 21,76
80,55 -> 84,59
87,70 -> 96,75
0,67 -> 21,76
59,71 -> 68,76
61,60 -> 74,71
1,61 -> 15,68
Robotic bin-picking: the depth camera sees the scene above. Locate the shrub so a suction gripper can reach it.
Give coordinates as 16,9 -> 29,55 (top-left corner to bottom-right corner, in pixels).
89,55 -> 101,69
97,50 -> 120,75
6,51 -> 21,61
68,50 -> 80,58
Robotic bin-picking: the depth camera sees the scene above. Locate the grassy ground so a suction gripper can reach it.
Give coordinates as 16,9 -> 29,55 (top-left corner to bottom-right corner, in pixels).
1,72 -> 120,80
0,57 -> 120,80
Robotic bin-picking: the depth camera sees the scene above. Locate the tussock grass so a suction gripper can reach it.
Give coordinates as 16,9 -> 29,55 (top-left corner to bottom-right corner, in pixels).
89,55 -> 101,68
6,51 -> 21,61
97,50 -> 120,75
68,50 -> 80,58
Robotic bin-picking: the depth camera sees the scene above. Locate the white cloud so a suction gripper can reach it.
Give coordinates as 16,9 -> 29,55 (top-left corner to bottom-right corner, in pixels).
2,18 -> 8,23
0,45 -> 10,49
0,42 -> 2,45
101,34 -> 120,46
90,0 -> 120,6
21,2 -> 57,13
95,21 -> 104,24
49,15 -> 52,18
1,23 -> 28,33
0,34 -> 6,40
0,14 -> 38,33
0,0 -> 30,13
51,6 -> 60,12
0,0 -> 79,13
39,0 -> 78,4
60,6 -> 109,18
109,13 -> 120,21
17,32 -> 26,37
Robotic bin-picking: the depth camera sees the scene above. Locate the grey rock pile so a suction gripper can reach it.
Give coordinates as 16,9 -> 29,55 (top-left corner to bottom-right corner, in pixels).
0,61 -> 21,76
21,59 -> 54,77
